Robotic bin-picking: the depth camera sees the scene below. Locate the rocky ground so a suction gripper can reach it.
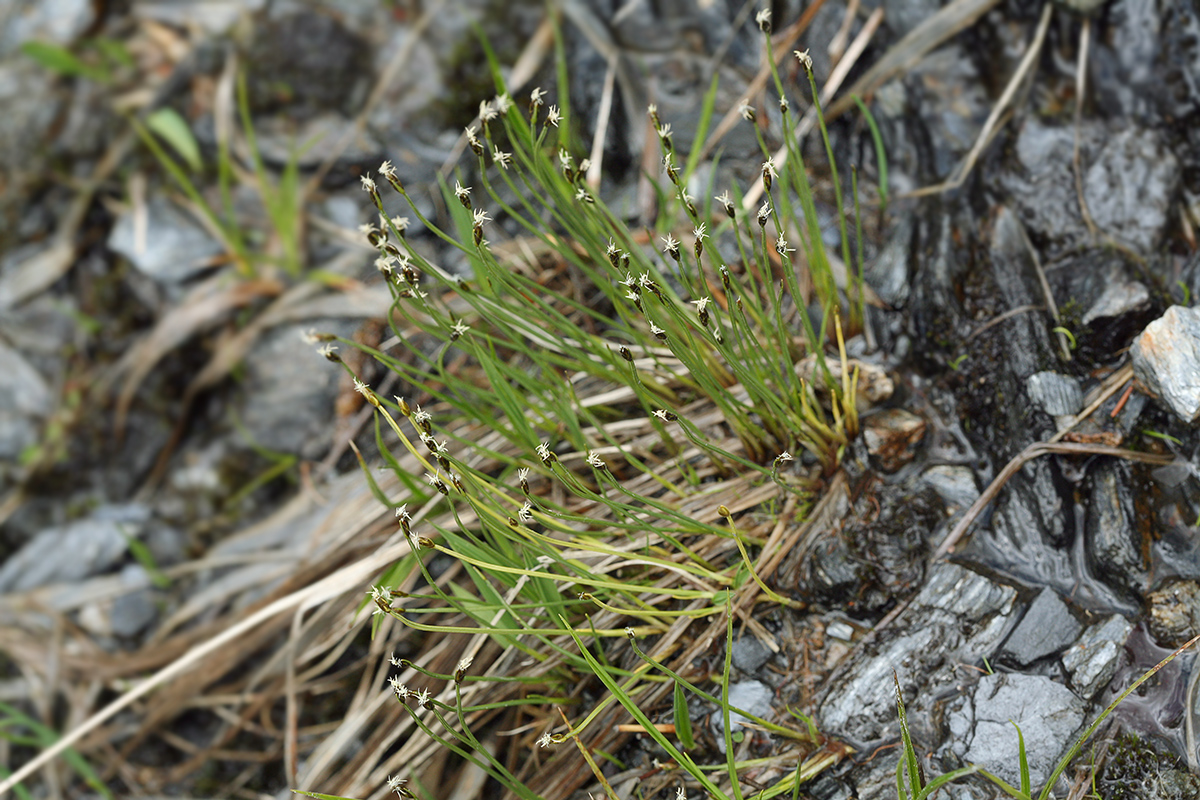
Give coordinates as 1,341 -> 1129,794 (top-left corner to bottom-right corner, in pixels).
2,0 -> 1200,798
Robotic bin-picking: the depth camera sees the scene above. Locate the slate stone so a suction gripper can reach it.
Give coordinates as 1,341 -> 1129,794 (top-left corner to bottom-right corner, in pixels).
1132,305 -> 1200,423
1000,588 -> 1082,666
1062,614 -> 1132,698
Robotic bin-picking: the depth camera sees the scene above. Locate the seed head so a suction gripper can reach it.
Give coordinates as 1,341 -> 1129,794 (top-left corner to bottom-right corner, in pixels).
775,232 -> 795,255
794,49 -> 813,71
455,181 -> 472,209
716,191 -> 736,219
762,159 -> 777,191
657,123 -> 674,149
606,238 -> 622,268
465,124 -> 483,156
650,321 -> 667,340
693,296 -> 711,326
317,343 -> 340,362
756,8 -> 772,33
757,199 -> 771,227
661,233 -> 680,260
536,441 -> 555,464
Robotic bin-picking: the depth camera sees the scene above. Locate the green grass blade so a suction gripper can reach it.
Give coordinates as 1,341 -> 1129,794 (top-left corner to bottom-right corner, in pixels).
851,95 -> 888,215
683,71 -> 721,183
1013,720 -> 1030,796
146,108 -> 202,172
674,679 -> 695,750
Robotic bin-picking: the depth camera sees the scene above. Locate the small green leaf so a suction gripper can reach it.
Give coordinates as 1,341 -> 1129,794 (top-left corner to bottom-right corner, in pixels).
673,680 -> 694,749
1051,326 -> 1077,350
20,41 -> 92,77
1012,720 -> 1030,797
146,108 -> 203,172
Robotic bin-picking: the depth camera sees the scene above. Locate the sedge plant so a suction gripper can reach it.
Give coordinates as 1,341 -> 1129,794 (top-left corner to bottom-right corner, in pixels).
308,13 -> 880,800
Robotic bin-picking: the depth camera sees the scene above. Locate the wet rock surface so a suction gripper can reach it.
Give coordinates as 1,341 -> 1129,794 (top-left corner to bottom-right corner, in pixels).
939,673 -> 1087,791
999,587 -> 1082,667
1062,614 -> 1133,699
817,563 -> 1019,746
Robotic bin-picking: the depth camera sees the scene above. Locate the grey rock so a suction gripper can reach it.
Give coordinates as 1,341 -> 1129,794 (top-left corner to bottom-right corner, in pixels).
108,197 -> 224,284
0,504 -> 150,593
884,0 -> 945,38
861,409 -> 925,472
866,216 -> 913,308
1083,127 -> 1179,255
710,679 -> 773,752
0,0 -> 95,55
1000,588 -> 1082,666
1062,614 -> 1132,698
1005,120 -> 1092,256
731,633 -> 772,674
253,112 -> 384,171
0,63 -> 62,194
941,674 -> 1086,791
1131,305 -> 1200,423
922,465 -> 979,510
1147,578 -> 1200,648
246,13 -> 372,118
236,322 -> 354,459
110,564 -> 158,638
983,207 -> 1060,382
0,341 -> 52,460
133,0 -> 268,35
1085,460 -> 1147,598
818,563 -> 1018,744
1027,372 -> 1083,417
1080,267 -> 1150,326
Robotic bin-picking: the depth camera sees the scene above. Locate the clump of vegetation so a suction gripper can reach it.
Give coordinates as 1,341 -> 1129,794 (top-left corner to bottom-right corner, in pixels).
308,13 -> 881,800
1096,734 -> 1200,800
